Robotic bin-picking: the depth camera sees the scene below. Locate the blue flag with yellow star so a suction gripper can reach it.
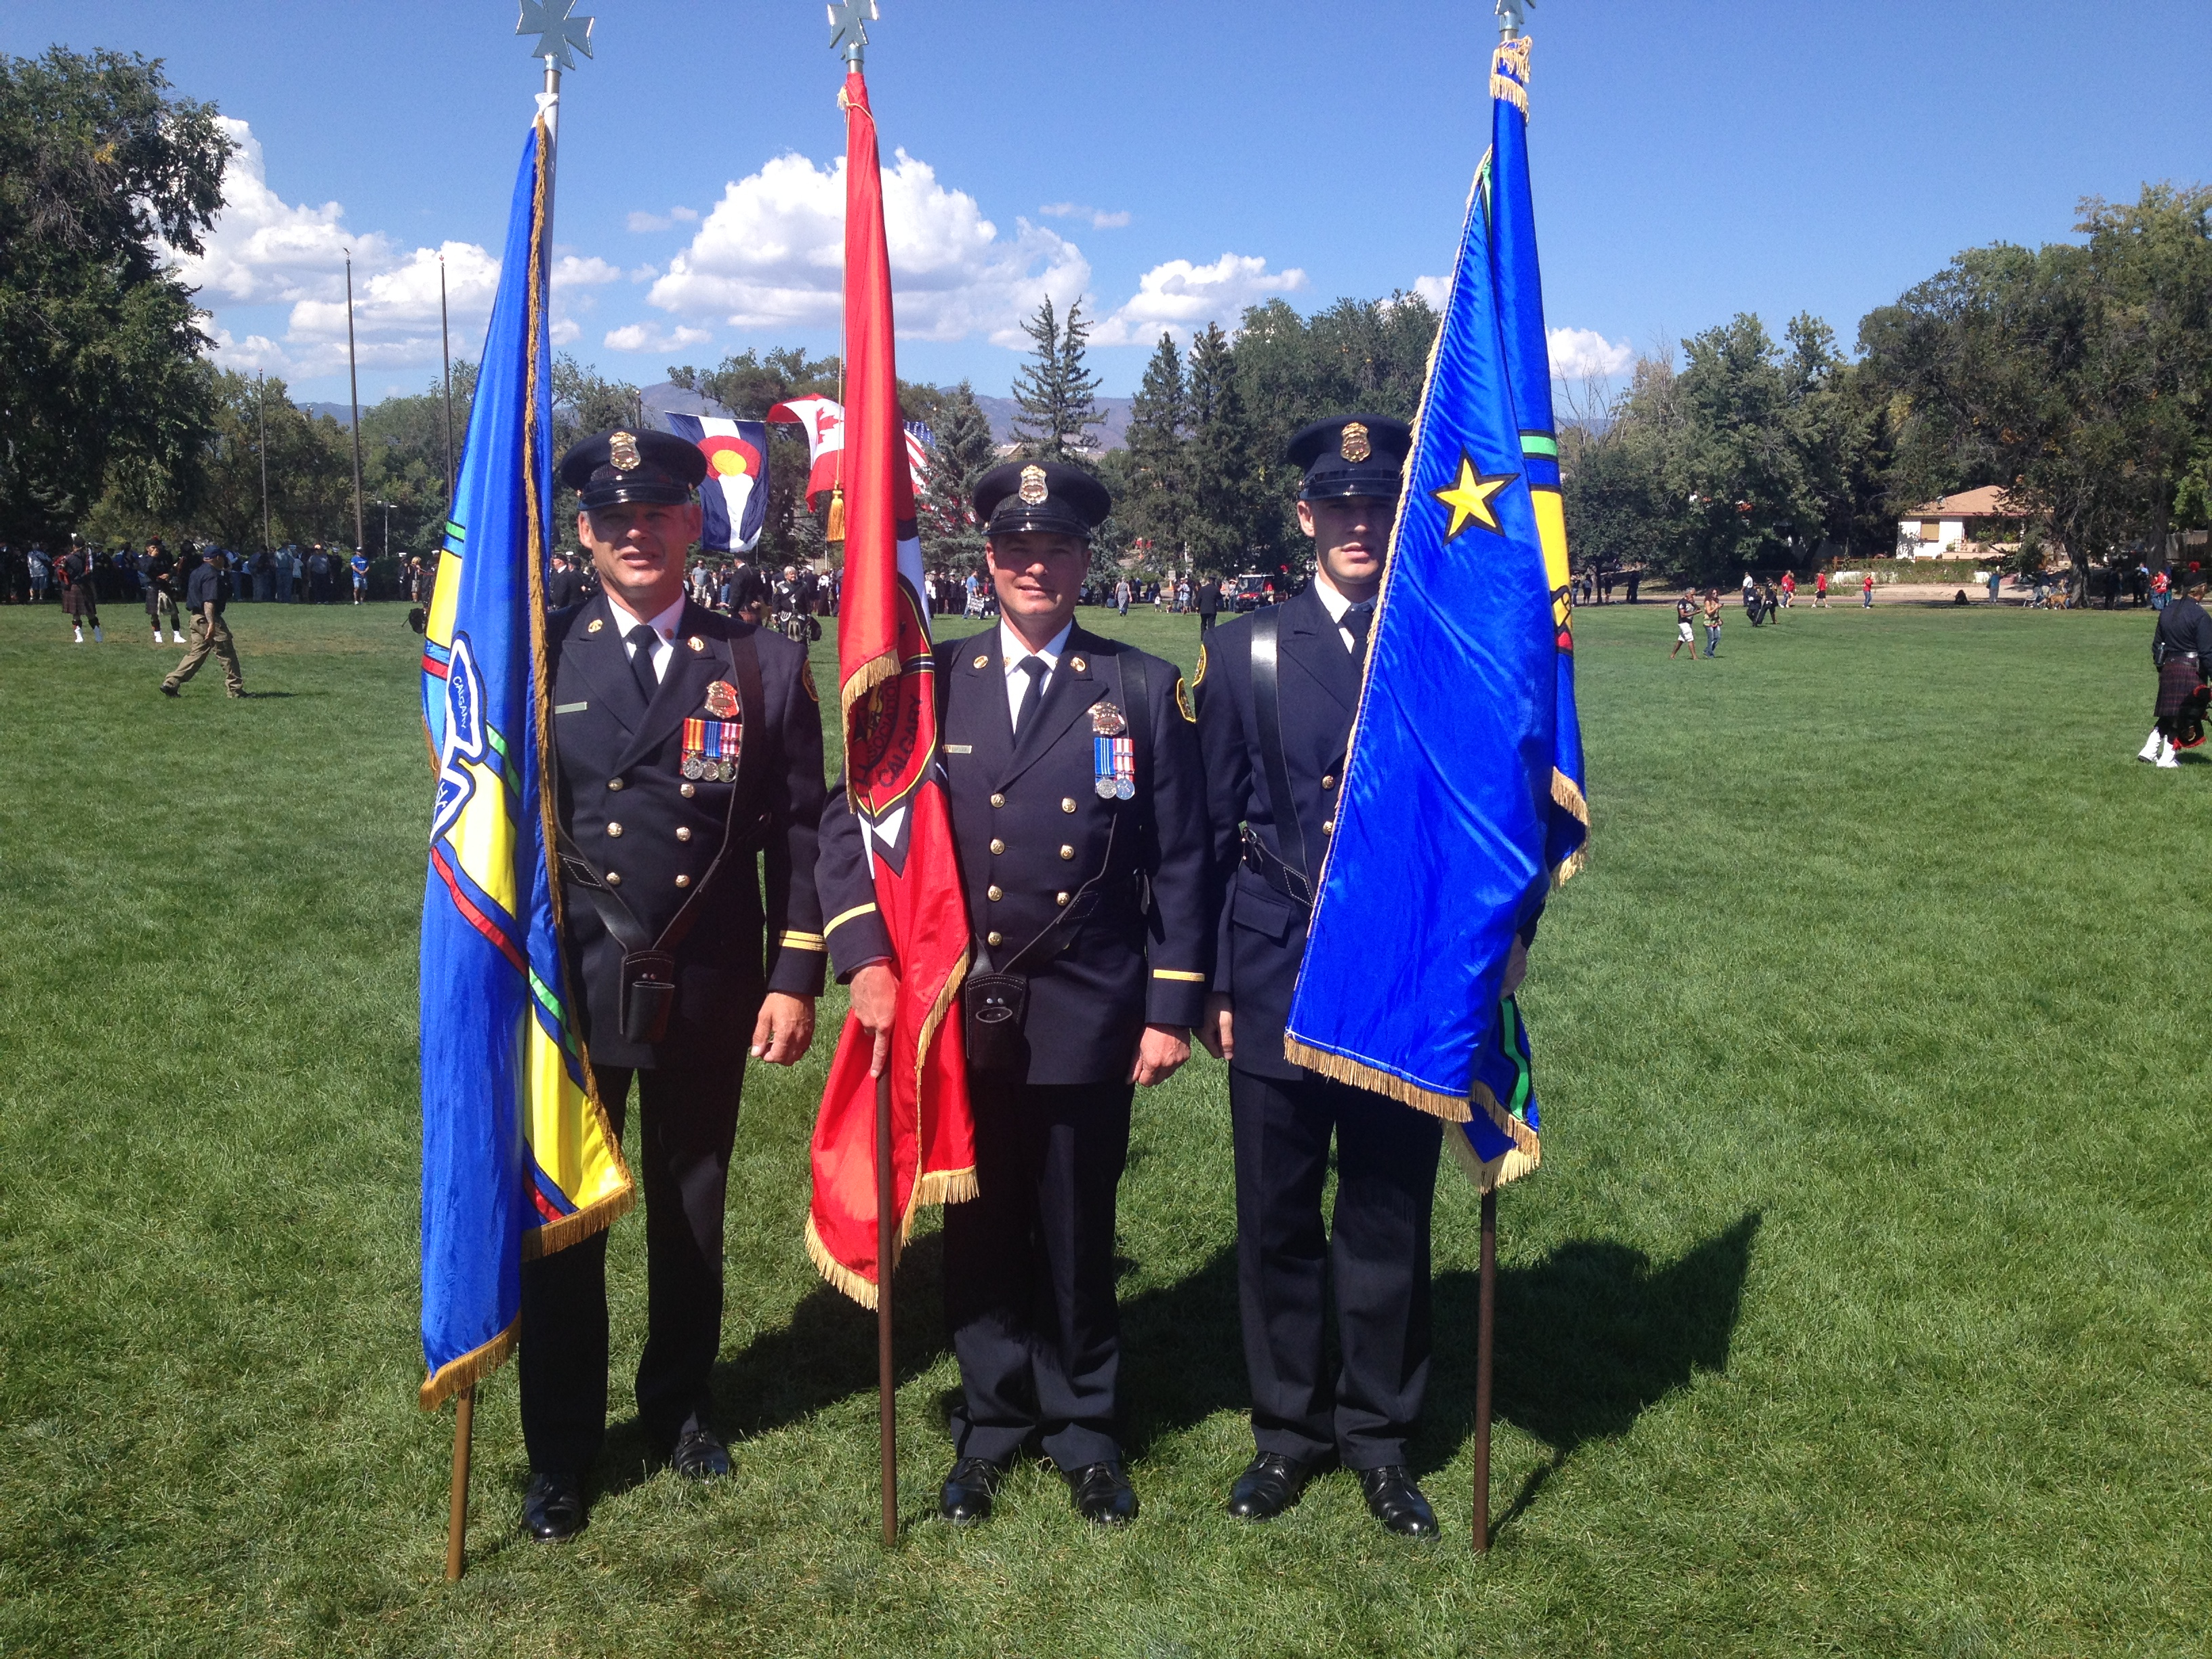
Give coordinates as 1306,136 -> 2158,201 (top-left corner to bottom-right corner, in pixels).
1283,37 -> 1585,1191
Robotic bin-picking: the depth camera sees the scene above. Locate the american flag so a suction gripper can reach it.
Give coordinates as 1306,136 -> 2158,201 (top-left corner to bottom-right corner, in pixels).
904,421 -> 933,494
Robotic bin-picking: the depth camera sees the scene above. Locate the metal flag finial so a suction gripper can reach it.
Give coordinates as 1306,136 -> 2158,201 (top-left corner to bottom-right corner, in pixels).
1496,0 -> 1532,39
517,0 -> 595,70
827,0 -> 878,68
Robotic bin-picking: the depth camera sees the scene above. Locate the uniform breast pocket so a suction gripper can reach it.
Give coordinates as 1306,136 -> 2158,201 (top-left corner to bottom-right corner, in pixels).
1231,890 -> 1295,944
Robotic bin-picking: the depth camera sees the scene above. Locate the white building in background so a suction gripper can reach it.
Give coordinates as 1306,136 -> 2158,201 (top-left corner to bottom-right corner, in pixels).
1896,486 -> 2028,558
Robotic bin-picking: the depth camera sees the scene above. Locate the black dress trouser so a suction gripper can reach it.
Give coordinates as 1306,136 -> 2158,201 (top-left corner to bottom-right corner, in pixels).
518,1054 -> 745,1478
1229,1067 -> 1442,1471
943,1076 -> 1134,1471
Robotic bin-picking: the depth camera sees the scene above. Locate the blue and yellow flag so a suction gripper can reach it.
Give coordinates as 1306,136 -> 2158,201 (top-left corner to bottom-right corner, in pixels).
1284,37 -> 1586,1191
417,119 -> 630,1409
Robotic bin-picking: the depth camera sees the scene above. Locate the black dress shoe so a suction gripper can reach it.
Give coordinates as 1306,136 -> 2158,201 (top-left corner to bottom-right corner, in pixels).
523,1471 -> 586,1542
939,1456 -> 1005,1525
1227,1452 -> 1313,1521
1357,1466 -> 1439,1538
669,1425 -> 732,1479
1064,1460 -> 1139,1526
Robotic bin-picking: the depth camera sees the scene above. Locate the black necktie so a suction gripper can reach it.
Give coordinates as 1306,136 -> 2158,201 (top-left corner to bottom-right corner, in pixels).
1012,655 -> 1047,737
626,623 -> 661,703
1345,600 -> 1376,668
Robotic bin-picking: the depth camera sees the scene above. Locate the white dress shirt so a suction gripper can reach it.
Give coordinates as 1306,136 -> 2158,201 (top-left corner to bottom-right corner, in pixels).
1309,572 -> 1374,655
998,617 -> 1074,731
606,589 -> 686,684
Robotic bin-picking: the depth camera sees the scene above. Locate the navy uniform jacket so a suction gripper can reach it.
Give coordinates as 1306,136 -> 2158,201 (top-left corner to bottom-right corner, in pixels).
549,592 -> 827,1070
1193,583 -> 1356,1084
819,625 -> 1212,1086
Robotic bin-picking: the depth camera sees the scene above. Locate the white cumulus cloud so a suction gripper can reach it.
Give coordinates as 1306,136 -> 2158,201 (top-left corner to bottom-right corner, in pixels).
169,118 -> 394,306
552,254 -> 622,289
1092,253 -> 1308,346
1547,326 -> 1635,380
604,322 -> 712,354
649,148 -> 1090,346
1412,274 -> 1450,308
1040,202 -> 1131,230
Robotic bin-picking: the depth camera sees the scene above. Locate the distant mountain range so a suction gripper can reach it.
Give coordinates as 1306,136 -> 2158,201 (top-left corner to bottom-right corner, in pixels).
298,401 -> 357,428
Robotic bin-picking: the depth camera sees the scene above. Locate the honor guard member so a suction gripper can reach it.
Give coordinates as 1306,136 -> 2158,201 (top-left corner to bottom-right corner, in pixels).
520,427 -> 828,1542
1195,413 -> 1448,1538
823,460 -> 1212,1529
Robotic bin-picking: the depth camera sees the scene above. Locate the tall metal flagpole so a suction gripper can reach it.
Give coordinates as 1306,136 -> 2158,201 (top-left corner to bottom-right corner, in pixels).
346,252 -> 366,565
829,0 -> 897,1551
441,0 -> 594,1587
1473,0 -> 1527,1559
440,255 -> 455,508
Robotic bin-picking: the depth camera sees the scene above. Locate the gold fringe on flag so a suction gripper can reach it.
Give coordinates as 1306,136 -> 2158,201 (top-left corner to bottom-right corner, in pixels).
840,651 -> 899,728
1490,37 -> 1532,115
1446,1126 -> 1540,1194
1282,1039 -> 1475,1124
418,1318 -> 518,1411
805,1214 -> 882,1309
520,1183 -> 636,1261
1551,766 -> 1591,885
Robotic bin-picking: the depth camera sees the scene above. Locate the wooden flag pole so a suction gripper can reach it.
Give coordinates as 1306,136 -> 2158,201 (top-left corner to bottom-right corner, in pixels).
445,1385 -> 475,1581
875,1067 -> 897,1547
1473,1187 -> 1497,1553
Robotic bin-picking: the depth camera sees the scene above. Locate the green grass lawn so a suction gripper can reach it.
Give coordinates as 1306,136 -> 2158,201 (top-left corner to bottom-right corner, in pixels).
1,593 -> 2205,1658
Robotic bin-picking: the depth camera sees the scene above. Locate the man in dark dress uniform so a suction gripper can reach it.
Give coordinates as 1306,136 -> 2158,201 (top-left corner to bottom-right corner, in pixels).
824,460 -> 1211,1528
544,550 -> 586,609
1194,413 -> 1446,1538
1196,573 -> 1222,634
2141,573 -> 2212,768
520,426 -> 828,1542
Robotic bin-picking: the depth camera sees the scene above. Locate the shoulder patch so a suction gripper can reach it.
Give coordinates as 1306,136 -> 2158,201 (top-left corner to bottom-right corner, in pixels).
1174,673 -> 1195,724
1193,641 -> 1209,690
798,656 -> 820,703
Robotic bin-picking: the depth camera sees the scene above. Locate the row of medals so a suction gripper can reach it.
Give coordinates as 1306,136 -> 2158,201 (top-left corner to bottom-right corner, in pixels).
684,680 -> 741,783
1092,701 -> 1135,800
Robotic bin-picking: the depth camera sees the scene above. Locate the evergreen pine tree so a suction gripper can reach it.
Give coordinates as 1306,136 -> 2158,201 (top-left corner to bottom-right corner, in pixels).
1185,322 -> 1259,574
919,380 -> 997,571
1008,296 -> 1106,464
1122,332 -> 1189,562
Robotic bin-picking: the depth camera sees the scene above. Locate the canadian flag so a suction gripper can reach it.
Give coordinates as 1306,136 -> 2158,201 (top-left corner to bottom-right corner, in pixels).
765,396 -> 846,507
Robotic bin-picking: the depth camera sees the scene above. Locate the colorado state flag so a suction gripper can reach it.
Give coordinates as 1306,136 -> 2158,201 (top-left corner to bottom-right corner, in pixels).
417,118 -> 630,1408
1284,37 -> 1586,1191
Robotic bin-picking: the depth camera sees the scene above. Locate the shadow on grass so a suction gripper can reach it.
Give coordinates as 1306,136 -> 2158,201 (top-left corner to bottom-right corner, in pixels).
1421,1211 -> 1762,1537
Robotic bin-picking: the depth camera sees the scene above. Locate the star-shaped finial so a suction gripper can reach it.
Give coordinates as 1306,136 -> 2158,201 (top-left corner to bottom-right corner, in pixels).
1431,453 -> 1517,541
517,0 -> 594,70
827,0 -> 878,57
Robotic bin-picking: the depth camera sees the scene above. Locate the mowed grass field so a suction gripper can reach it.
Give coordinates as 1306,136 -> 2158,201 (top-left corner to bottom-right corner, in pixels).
1,591 -> 2206,1658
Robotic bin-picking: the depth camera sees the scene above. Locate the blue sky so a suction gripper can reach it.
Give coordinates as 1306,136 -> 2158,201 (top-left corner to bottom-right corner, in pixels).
7,1 -> 2209,404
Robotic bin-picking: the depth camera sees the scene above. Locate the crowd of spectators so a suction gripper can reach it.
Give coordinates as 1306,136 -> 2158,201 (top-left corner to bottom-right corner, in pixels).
0,538 -> 395,606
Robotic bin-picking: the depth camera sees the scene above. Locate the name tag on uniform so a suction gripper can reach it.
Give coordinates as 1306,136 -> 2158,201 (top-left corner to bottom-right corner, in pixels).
554,701 -> 589,714
944,743 -> 972,754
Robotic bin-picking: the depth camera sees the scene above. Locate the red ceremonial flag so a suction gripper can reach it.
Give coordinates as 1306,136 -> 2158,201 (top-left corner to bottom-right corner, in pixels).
804,68 -> 977,1307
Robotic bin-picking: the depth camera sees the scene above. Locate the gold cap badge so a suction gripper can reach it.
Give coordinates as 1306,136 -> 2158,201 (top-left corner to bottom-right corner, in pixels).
1340,422 -> 1372,464
1018,464 -> 1050,506
609,431 -> 641,471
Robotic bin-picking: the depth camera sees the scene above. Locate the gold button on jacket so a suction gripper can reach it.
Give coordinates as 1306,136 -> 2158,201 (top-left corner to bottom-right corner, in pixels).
674,874 -> 691,888
676,825 -> 693,842
989,792 -> 1006,808
679,781 -> 696,798
608,777 -> 624,791
985,930 -> 1002,947
986,884 -> 1004,902
1059,844 -> 1075,860
606,822 -> 623,837
989,838 -> 1005,855
1060,797 -> 1077,813
605,871 -> 622,886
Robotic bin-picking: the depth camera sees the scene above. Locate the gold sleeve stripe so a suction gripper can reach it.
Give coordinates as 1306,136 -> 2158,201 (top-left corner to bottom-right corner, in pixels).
1151,968 -> 1207,982
778,930 -> 827,951
824,903 -> 880,936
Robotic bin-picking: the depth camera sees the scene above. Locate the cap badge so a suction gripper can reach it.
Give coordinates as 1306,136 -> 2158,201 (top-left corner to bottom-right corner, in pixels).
1340,422 -> 1372,464
703,679 -> 739,718
609,431 -> 641,471
1018,464 -> 1050,506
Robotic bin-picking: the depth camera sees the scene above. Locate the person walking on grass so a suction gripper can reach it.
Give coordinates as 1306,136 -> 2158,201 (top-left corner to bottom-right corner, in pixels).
1861,571 -> 1875,609
1814,568 -> 1829,608
161,548 -> 243,698
59,540 -> 101,643
140,539 -> 182,644
348,548 -> 369,605
1703,588 -> 1723,657
2139,575 -> 2212,769
1671,590 -> 1698,659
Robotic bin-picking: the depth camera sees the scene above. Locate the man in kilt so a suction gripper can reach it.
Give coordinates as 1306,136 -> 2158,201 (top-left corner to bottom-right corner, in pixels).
2139,573 -> 2212,769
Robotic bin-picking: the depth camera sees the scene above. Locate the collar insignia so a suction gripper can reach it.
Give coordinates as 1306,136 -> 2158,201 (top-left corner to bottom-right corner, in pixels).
587,617 -> 605,633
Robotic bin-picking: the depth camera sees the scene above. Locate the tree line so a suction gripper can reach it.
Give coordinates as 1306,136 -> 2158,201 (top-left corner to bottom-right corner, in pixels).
14,47 -> 2212,604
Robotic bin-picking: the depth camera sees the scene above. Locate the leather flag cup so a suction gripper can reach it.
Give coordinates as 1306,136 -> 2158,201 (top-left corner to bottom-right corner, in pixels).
804,68 -> 978,1309
765,395 -> 845,508
664,413 -> 768,554
417,119 -> 630,1408
1284,36 -> 1585,1194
